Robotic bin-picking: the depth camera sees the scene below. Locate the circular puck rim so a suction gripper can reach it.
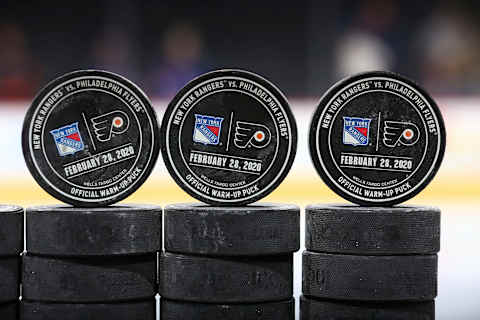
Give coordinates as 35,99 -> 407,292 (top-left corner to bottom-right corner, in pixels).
160,68 -> 297,205
0,204 -> 23,214
22,69 -> 160,207
165,202 -> 300,212
309,70 -> 446,206
306,203 -> 441,213
26,203 -> 162,213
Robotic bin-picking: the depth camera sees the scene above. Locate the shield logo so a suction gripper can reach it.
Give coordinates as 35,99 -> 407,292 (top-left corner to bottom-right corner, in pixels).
193,114 -> 224,145
343,117 -> 371,146
50,122 -> 85,156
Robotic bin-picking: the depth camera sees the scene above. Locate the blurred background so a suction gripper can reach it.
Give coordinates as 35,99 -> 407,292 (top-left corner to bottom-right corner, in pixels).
0,0 -> 478,319
3,0 -> 480,98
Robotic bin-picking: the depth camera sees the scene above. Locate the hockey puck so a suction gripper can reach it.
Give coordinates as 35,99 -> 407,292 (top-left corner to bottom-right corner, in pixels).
22,253 -> 156,302
0,257 -> 20,303
26,204 -> 161,256
302,251 -> 437,301
22,70 -> 160,207
160,69 -> 297,205
161,298 -> 295,320
300,296 -> 435,320
21,300 -> 155,320
159,252 -> 293,303
0,205 -> 23,256
309,71 -> 446,206
165,203 -> 299,256
0,302 -> 17,319
306,204 -> 440,255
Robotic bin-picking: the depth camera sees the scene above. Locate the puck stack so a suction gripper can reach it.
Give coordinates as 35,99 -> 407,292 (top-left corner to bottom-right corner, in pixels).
20,70 -> 161,320
301,205 -> 439,319
0,205 -> 23,319
160,204 -> 299,320
20,205 -> 160,320
159,69 -> 299,319
304,71 -> 446,319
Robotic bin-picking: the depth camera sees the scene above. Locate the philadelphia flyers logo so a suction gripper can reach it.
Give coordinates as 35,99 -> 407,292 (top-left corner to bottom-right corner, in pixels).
383,121 -> 420,147
90,110 -> 130,142
234,121 -> 271,149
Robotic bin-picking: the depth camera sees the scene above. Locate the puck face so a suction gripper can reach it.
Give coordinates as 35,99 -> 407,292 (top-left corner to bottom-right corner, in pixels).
309,71 -> 445,205
161,69 -> 297,205
22,70 -> 160,206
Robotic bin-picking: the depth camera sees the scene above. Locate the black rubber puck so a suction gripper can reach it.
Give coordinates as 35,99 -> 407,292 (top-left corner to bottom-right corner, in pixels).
0,302 -> 17,319
21,300 -> 155,320
0,257 -> 20,303
306,204 -> 440,255
309,71 -> 446,206
165,203 -> 299,256
302,251 -> 437,301
161,69 -> 297,205
22,70 -> 160,207
159,252 -> 293,303
26,204 -> 161,256
300,296 -> 435,320
22,253 -> 156,302
0,205 -> 23,256
161,298 -> 295,320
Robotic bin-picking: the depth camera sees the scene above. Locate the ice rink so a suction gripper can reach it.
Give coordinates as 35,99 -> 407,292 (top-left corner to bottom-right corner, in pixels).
1,99 -> 478,319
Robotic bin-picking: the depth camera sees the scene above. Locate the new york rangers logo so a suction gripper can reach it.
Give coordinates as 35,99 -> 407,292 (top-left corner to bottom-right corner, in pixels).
50,122 -> 85,156
193,114 -> 224,145
343,117 -> 371,146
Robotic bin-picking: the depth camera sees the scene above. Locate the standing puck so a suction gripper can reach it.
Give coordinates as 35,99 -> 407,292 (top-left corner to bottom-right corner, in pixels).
22,253 -> 156,302
309,71 -> 446,206
0,205 -> 23,256
161,69 -> 297,205
0,257 -> 20,303
300,296 -> 435,320
302,251 -> 437,301
26,205 -> 161,256
22,70 -> 160,207
159,252 -> 293,303
306,204 -> 440,255
161,298 -> 295,320
21,300 -> 155,320
165,203 -> 299,256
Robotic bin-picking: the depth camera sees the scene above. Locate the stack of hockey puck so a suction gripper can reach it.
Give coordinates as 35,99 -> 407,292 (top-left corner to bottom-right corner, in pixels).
159,69 -> 299,319
304,71 -> 446,319
160,204 -> 299,320
19,70 -> 162,319
20,205 -> 161,320
0,205 -> 23,319
301,205 -> 439,319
